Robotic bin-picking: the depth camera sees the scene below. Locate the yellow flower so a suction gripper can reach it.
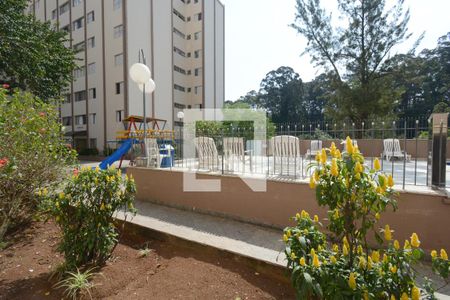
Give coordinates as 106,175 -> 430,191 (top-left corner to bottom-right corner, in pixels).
411,286 -> 420,300
313,170 -> 320,182
357,245 -> 363,255
286,230 -> 291,238
100,203 -> 105,210
404,240 -> 411,250
364,291 -> 369,300
345,176 -> 350,188
330,142 -> 337,156
55,201 -> 60,208
343,244 -> 349,256
359,256 -> 366,269
367,257 -> 373,270
333,209 -> 339,219
42,188 -> 48,196
391,295 -> 396,300
440,249 -> 448,260
320,148 -> 327,164
384,224 -> 392,241
394,240 -> 400,250
55,216 -> 60,222
390,265 -> 397,274
330,255 -> 337,264
335,149 -> 342,159
371,251 -> 380,263
431,250 -> 437,259
282,234 -> 288,242
314,215 -> 319,223
310,248 -> 316,256
354,161 -> 364,174
290,252 -> 296,260
346,136 -> 354,154
330,158 -> 339,176
332,244 -> 339,253
348,272 -> 357,290
299,257 -> 306,266
375,212 -> 380,221
374,158 -> 381,171
387,174 -> 394,187
410,233 -> 420,248
309,176 -> 316,189
312,254 -> 320,268
343,236 -> 349,248
315,153 -> 321,163
400,293 -> 409,300
355,172 -> 361,180
383,254 -> 388,263
301,210 -> 310,219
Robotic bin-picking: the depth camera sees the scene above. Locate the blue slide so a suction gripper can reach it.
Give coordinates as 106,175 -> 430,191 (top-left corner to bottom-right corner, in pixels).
99,139 -> 133,170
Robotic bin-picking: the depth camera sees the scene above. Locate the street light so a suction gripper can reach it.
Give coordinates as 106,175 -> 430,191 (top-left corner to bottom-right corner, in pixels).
129,53 -> 155,159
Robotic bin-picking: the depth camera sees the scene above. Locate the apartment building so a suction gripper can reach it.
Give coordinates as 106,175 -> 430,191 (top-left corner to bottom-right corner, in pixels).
28,0 -> 225,152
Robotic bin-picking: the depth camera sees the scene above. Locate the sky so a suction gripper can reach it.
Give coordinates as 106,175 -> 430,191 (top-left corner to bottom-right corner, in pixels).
221,0 -> 450,101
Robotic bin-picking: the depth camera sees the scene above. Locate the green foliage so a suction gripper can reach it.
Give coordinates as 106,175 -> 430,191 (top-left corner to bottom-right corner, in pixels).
55,267 -> 100,300
284,137 -> 449,299
0,0 -> 76,100
432,102 -> 450,114
41,167 -> 136,269
0,90 -> 76,241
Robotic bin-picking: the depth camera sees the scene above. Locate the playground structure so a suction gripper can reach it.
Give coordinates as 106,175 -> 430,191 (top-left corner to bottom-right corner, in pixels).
99,115 -> 174,169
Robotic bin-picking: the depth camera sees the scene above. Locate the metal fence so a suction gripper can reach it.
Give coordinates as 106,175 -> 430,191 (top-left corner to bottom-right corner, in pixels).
162,117 -> 449,190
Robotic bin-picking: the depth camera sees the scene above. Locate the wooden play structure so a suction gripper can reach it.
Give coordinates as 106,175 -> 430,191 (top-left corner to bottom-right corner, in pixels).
116,115 -> 174,141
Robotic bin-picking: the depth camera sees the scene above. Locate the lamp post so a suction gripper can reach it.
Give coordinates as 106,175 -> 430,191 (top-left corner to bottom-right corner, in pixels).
129,50 -> 155,157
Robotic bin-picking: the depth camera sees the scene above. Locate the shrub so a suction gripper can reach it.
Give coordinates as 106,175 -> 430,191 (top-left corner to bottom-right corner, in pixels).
0,90 -> 76,241
41,167 -> 136,269
284,137 -> 449,299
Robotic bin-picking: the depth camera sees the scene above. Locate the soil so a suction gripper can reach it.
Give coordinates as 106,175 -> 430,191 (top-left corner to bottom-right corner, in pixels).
0,221 -> 295,300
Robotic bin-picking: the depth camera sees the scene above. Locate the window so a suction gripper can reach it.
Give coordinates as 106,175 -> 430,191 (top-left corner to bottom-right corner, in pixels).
187,34 -> 191,40
89,138 -> 97,149
173,46 -> 185,57
116,110 -> 123,122
61,24 -> 71,32
62,117 -> 72,126
113,0 -> 122,11
35,0 -> 40,9
75,115 -> 86,125
187,87 -> 191,93
173,9 -> 185,21
87,63 -> 96,75
72,17 -> 84,31
88,88 -> 96,99
174,65 -> 186,75
72,0 -> 82,7
114,53 -> 123,66
194,31 -> 201,40
74,90 -> 87,102
63,94 -> 71,103
114,24 -> 123,38
90,113 -> 96,124
74,66 -> 85,78
194,86 -> 202,95
187,52 -> 191,58
187,70 -> 191,75
194,67 -> 202,77
116,82 -> 123,94
173,27 -> 185,39
196,13 -> 202,21
194,0 -> 198,3
87,11 -> 95,23
174,84 -> 185,92
60,2 -> 70,15
52,9 -> 57,19
73,41 -> 85,52
194,49 -> 201,58
87,37 -> 95,48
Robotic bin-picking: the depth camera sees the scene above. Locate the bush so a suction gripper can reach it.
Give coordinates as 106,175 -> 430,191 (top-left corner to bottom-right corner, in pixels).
41,167 -> 136,269
284,137 -> 449,299
0,90 -> 76,241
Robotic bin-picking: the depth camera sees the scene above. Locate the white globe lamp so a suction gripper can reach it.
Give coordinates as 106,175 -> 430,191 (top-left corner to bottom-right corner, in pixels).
177,111 -> 184,119
129,63 -> 151,84
138,78 -> 156,94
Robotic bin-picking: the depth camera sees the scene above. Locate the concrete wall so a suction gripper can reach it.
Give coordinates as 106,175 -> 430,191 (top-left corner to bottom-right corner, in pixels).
127,167 -> 450,252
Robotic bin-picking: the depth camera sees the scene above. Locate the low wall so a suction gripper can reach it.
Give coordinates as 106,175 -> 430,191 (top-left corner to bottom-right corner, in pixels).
127,167 -> 450,252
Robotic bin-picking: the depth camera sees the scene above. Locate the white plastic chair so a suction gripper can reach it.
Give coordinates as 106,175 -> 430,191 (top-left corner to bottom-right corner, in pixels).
223,137 -> 252,173
145,138 -> 170,168
194,137 -> 219,171
270,135 -> 301,175
305,140 -> 322,158
382,139 -> 411,161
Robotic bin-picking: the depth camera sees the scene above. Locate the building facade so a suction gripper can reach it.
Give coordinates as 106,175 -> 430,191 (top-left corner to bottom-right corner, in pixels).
28,0 -> 225,152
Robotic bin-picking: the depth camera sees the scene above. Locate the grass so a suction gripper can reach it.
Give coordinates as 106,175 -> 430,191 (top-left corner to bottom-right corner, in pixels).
138,247 -> 152,258
54,267 -> 100,300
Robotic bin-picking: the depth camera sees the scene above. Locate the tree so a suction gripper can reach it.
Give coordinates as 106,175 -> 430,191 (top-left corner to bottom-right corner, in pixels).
292,0 -> 413,121
0,0 -> 75,100
259,66 -> 306,123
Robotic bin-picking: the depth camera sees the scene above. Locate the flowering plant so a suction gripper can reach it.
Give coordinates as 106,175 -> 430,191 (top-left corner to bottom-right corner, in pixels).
40,167 -> 136,269
284,137 -> 449,299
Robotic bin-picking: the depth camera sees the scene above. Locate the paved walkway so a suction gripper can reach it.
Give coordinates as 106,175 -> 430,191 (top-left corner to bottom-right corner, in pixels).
116,201 -> 450,298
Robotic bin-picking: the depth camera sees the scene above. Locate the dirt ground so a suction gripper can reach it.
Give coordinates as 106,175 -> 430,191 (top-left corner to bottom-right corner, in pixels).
0,221 -> 295,300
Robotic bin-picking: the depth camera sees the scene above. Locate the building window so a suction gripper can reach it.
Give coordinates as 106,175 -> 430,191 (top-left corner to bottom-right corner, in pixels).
52,9 -> 57,19
174,84 -> 186,92
173,27 -> 185,39
87,37 -> 95,48
87,11 -> 95,23
116,82 -> 123,94
194,86 -> 202,95
194,68 -> 202,77
90,113 -> 96,125
75,115 -> 86,125
72,0 -> 82,7
35,0 -> 40,9
187,87 -> 191,93
114,53 -> 123,66
187,52 -> 191,58
74,66 -> 85,78
61,25 -> 71,32
187,34 -> 191,40
74,90 -> 87,102
113,0 -> 122,11
62,117 -> 72,126
87,63 -> 96,75
59,2 -> 70,15
194,31 -> 201,40
173,46 -> 185,57
72,17 -> 84,31
173,8 -> 185,21
63,94 -> 71,103
174,65 -> 186,75
194,0 -> 198,3
194,49 -> 201,58
114,24 -> 123,38
116,110 -> 123,122
73,41 -> 85,52
187,70 -> 191,75
88,88 -> 96,99
89,138 -> 97,149
196,13 -> 202,21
